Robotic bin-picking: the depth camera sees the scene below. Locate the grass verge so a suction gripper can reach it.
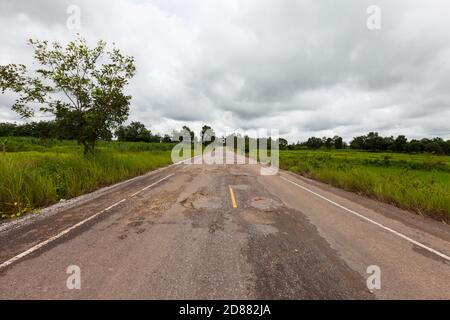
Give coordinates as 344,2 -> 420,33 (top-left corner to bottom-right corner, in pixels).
280,150 -> 450,221
0,138 -> 177,219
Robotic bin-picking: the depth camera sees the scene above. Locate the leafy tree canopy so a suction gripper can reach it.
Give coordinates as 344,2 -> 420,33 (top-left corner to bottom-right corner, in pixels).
0,36 -> 136,155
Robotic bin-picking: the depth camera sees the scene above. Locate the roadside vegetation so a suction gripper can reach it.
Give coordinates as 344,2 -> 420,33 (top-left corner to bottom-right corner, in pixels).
0,37 -> 183,220
0,137 -> 176,219
280,150 -> 450,221
0,121 -> 207,220
287,132 -> 450,155
0,37 -> 448,222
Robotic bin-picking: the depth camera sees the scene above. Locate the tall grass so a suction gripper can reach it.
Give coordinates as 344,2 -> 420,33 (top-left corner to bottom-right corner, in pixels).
0,138 -> 175,219
280,150 -> 450,220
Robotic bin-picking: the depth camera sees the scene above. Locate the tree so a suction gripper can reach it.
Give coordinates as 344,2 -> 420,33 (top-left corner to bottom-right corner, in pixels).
0,121 -> 69,139
350,132 -> 393,151
424,141 -> 443,154
405,140 -> 423,153
150,133 -> 162,143
182,126 -> 195,142
201,125 -> 215,146
161,134 -> 172,143
306,137 -> 323,149
278,138 -> 288,150
116,121 -> 151,142
333,136 -> 344,149
0,123 -> 17,137
0,37 -> 136,156
443,140 -> 450,155
365,132 -> 384,151
392,135 -> 408,152
324,137 -> 333,149
350,135 -> 366,150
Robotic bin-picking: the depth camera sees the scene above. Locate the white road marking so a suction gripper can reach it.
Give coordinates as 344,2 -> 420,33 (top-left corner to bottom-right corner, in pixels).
1,168 -> 178,270
0,198 -> 127,270
280,176 -> 450,262
131,173 -> 175,197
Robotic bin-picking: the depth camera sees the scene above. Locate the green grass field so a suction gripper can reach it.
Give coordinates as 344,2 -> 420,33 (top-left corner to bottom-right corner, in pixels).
0,137 -> 178,219
280,150 -> 450,220
2,138 -> 449,221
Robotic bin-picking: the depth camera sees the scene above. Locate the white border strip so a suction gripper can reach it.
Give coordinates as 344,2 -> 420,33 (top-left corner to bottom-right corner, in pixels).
280,176 -> 450,262
0,172 -> 177,270
0,199 -> 127,270
130,174 -> 174,197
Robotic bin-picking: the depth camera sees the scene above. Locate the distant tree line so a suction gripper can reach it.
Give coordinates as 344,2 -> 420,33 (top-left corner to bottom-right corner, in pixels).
0,120 -> 174,143
0,121 -> 82,140
285,132 -> 450,155
286,136 -> 346,150
349,132 -> 450,155
115,121 -> 172,143
2,121 -> 449,155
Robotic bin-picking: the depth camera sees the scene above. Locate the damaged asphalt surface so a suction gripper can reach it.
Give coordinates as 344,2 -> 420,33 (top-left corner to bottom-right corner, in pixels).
0,149 -> 449,299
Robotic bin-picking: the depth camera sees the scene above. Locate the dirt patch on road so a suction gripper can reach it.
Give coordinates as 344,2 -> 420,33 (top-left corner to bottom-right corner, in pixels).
180,190 -> 221,210
138,191 -> 177,215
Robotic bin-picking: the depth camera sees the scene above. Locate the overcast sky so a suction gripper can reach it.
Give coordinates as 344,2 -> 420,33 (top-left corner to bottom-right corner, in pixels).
1,0 -> 449,142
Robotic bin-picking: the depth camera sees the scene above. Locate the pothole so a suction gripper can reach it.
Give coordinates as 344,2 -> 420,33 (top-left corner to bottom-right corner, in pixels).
180,191 -> 221,209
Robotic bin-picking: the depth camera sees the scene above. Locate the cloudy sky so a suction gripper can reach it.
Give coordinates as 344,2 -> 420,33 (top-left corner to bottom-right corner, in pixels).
1,0 -> 449,142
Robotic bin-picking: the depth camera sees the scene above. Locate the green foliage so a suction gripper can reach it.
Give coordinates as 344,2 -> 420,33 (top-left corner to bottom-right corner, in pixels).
0,37 -> 136,156
0,120 -> 85,140
116,121 -> 161,142
278,138 -> 288,149
201,125 -> 216,146
280,150 -> 450,220
294,136 -> 345,150
349,132 -> 450,155
0,138 -> 174,219
182,126 -> 195,142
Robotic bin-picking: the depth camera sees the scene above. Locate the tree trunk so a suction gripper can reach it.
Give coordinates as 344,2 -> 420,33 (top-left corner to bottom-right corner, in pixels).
83,141 -> 89,157
90,139 -> 96,157
82,141 -> 94,157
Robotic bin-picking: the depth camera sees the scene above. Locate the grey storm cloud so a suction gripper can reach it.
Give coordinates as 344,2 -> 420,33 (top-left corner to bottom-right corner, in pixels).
0,0 -> 450,142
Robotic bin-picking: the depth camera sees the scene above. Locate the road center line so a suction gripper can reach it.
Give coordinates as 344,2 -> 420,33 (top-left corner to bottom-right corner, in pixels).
280,176 -> 450,262
229,186 -> 238,209
0,198 -> 127,270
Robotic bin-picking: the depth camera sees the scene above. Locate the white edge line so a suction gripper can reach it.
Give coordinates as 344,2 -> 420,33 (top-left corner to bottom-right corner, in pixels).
1,168 -> 178,269
0,198 -> 127,270
174,155 -> 204,165
280,176 -> 450,262
0,156 -> 185,234
131,173 -> 175,197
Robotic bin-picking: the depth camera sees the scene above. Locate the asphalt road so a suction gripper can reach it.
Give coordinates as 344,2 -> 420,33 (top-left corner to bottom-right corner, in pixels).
0,149 -> 449,299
